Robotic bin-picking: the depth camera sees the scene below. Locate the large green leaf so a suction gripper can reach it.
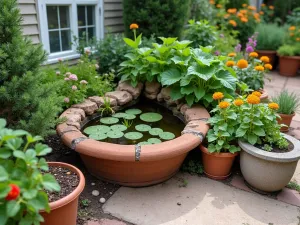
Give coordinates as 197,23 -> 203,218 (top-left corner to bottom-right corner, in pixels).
171,55 -> 191,66
159,37 -> 177,45
192,49 -> 214,66
0,119 -> 6,129
6,200 -> 20,217
194,86 -> 205,101
185,94 -> 195,106
180,85 -> 194,95
170,86 -> 183,100
0,166 -> 8,182
215,70 -> 237,90
247,133 -> 258,145
187,64 -> 215,81
161,68 -> 182,86
123,38 -> 138,48
253,127 -> 265,136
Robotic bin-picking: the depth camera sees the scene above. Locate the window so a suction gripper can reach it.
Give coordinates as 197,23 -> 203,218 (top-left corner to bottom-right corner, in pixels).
38,0 -> 104,63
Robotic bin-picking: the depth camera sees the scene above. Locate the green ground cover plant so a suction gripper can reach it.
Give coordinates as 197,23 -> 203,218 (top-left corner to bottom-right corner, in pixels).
272,90 -> 300,115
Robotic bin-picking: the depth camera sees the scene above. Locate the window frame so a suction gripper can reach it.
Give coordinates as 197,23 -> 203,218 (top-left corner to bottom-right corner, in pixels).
37,0 -> 104,64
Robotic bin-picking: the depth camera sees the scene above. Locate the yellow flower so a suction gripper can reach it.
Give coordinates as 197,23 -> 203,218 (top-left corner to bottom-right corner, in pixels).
248,6 -> 256,10
242,3 -> 247,7
216,4 -> 222,8
269,5 -> 274,10
241,17 -> 248,23
229,20 -> 237,27
259,11 -> 264,15
255,65 -> 264,71
234,99 -> 244,106
249,52 -> 258,58
290,33 -> 294,37
297,38 -> 300,42
213,92 -> 224,100
260,56 -> 270,63
228,52 -> 236,57
237,12 -> 244,17
268,102 -> 279,110
209,0 -> 215,5
237,59 -> 248,69
252,91 -> 262,97
247,94 -> 260,104
289,26 -> 296,31
219,101 -> 230,109
227,8 -> 237,14
261,3 -> 266,7
226,61 -> 235,67
130,23 -> 139,29
240,10 -> 247,14
224,13 -> 230,19
264,64 -> 273,70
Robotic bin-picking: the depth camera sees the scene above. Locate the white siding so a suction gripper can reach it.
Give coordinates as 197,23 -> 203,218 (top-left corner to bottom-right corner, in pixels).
104,0 -> 124,33
18,0 -> 40,44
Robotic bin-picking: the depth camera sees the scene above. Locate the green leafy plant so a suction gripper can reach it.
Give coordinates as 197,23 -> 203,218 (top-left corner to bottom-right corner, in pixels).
287,181 -> 300,192
190,0 -> 215,21
277,44 -> 298,56
287,7 -> 300,26
255,23 -> 286,51
214,27 -> 239,55
122,119 -> 133,128
0,118 -> 60,225
181,159 -> 204,175
272,90 -> 300,115
98,97 -> 115,116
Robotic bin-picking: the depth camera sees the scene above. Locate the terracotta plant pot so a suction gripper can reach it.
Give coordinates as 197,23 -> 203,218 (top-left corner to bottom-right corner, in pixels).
200,145 -> 239,180
277,113 -> 295,132
239,133 -> 300,193
41,162 -> 85,225
257,50 -> 277,69
278,56 -> 300,77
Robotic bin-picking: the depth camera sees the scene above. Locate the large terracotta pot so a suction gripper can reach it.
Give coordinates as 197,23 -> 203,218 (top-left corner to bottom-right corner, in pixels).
41,162 -> 85,225
239,133 -> 300,193
200,145 -> 238,180
277,113 -> 295,132
278,56 -> 300,77
257,50 -> 277,69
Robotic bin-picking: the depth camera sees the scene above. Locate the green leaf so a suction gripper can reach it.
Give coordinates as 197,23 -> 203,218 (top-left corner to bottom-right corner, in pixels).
203,93 -> 213,103
253,127 -> 265,136
38,158 -> 49,171
185,94 -> 195,106
215,70 -> 237,90
123,38 -> 138,48
13,150 -> 25,160
23,189 -> 38,200
0,147 -> 12,159
170,86 -> 183,100
6,200 -> 20,217
236,127 -> 247,137
192,49 -> 214,66
253,119 -> 263,126
247,133 -> 258,145
229,145 -> 240,153
159,37 -> 177,45
0,166 -> 8,182
0,119 -> 6,129
218,140 -> 224,146
0,205 -> 8,225
194,86 -> 205,101
161,68 -> 182,86
207,134 -> 218,142
5,138 -> 23,151
0,184 -> 10,199
34,143 -> 52,156
25,149 -> 36,161
42,174 -> 61,192
187,64 -> 215,81
28,192 -> 50,213
180,85 -> 194,95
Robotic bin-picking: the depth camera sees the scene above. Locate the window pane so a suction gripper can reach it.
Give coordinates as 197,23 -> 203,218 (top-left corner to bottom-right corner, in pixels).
47,6 -> 58,29
77,6 -> 86,26
49,31 -> 60,53
87,27 -> 95,41
87,6 -> 95,25
61,30 -> 71,51
59,6 -> 70,28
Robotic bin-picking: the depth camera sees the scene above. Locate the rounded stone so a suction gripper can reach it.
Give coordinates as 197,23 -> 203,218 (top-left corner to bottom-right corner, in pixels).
92,190 -> 100,196
99,197 -> 106,203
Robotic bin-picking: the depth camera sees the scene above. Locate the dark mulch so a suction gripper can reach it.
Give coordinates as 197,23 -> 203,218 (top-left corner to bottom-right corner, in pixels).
44,134 -> 132,225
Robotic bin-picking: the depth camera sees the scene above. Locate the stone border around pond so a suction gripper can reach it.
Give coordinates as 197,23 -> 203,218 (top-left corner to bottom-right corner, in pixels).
57,81 -> 210,186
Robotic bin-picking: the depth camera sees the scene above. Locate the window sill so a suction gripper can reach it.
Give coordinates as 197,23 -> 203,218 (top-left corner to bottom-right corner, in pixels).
45,52 -> 81,65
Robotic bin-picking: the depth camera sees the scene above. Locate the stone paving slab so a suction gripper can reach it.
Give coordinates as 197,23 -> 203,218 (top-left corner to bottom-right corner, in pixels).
103,174 -> 300,225
85,219 -> 127,225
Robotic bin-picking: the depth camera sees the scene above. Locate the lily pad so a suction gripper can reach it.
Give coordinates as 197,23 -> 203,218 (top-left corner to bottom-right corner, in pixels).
107,130 -> 124,139
123,114 -> 136,120
110,124 -> 127,132
138,141 -> 151,146
124,132 -> 143,140
100,117 -> 119,125
140,112 -> 163,122
83,125 -> 110,135
149,128 -> 164,136
112,113 -> 127,118
148,138 -> 162,144
89,133 -> 107,141
159,132 -> 175,140
125,108 -> 142,115
135,124 -> 151,132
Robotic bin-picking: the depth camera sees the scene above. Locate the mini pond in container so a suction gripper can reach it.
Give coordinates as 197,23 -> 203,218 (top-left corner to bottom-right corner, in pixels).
82,101 -> 185,145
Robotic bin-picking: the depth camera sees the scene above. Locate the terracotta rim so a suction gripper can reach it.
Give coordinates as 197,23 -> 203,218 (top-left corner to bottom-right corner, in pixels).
278,112 -> 296,118
257,50 -> 276,54
45,162 -> 85,211
278,55 -> 300,60
200,145 -> 239,158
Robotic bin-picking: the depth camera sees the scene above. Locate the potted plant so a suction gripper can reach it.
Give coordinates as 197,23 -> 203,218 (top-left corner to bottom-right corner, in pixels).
272,90 -> 300,132
0,118 -> 85,225
236,95 -> 300,192
201,92 -> 240,180
277,44 -> 300,77
255,23 -> 286,69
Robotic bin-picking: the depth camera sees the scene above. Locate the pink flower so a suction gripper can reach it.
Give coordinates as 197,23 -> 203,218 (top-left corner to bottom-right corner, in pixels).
58,58 -> 63,62
64,77 -> 70,81
80,80 -> 88,85
56,71 -> 60,75
95,64 -> 99,69
85,49 -> 91,55
72,85 -> 77,90
69,74 -> 78,81
64,97 -> 70,103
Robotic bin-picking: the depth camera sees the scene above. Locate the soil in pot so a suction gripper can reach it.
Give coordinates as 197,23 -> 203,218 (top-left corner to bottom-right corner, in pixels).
277,113 -> 295,132
200,145 -> 238,180
255,140 -> 294,153
279,56 -> 300,77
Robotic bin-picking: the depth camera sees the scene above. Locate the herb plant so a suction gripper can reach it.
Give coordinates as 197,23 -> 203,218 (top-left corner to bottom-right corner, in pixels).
277,45 -> 298,56
0,118 -> 60,225
272,90 -> 300,115
98,97 -> 115,116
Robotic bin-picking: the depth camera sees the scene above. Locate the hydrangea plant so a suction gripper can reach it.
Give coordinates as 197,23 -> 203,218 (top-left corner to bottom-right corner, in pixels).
0,118 -> 60,225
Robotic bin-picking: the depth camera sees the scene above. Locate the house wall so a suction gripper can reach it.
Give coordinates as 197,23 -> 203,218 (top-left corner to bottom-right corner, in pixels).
104,0 -> 124,33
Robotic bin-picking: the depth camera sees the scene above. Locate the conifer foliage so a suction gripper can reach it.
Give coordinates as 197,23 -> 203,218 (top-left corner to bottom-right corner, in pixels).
0,0 -> 62,137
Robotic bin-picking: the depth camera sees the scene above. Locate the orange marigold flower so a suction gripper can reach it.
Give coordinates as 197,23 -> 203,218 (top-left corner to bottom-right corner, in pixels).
237,12 -> 244,17
226,61 -> 235,67
241,17 -> 248,23
255,65 -> 264,71
252,91 -> 262,97
213,92 -> 224,100
248,6 -> 256,10
290,33 -> 294,37
234,99 -> 244,106
216,4 -> 222,8
242,3 -> 247,7
259,11 -> 264,15
237,59 -> 248,69
268,102 -> 279,110
219,101 -> 230,109
269,5 -> 274,10
209,0 -> 215,5
228,52 -> 236,57
249,52 -> 258,58
261,3 -> 266,7
260,56 -> 270,63
229,20 -> 237,27
240,10 -> 247,14
289,26 -> 296,31
264,64 -> 273,70
297,38 -> 300,41
130,23 -> 139,30
224,13 -> 230,19
247,94 -> 260,104
227,8 -> 237,14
